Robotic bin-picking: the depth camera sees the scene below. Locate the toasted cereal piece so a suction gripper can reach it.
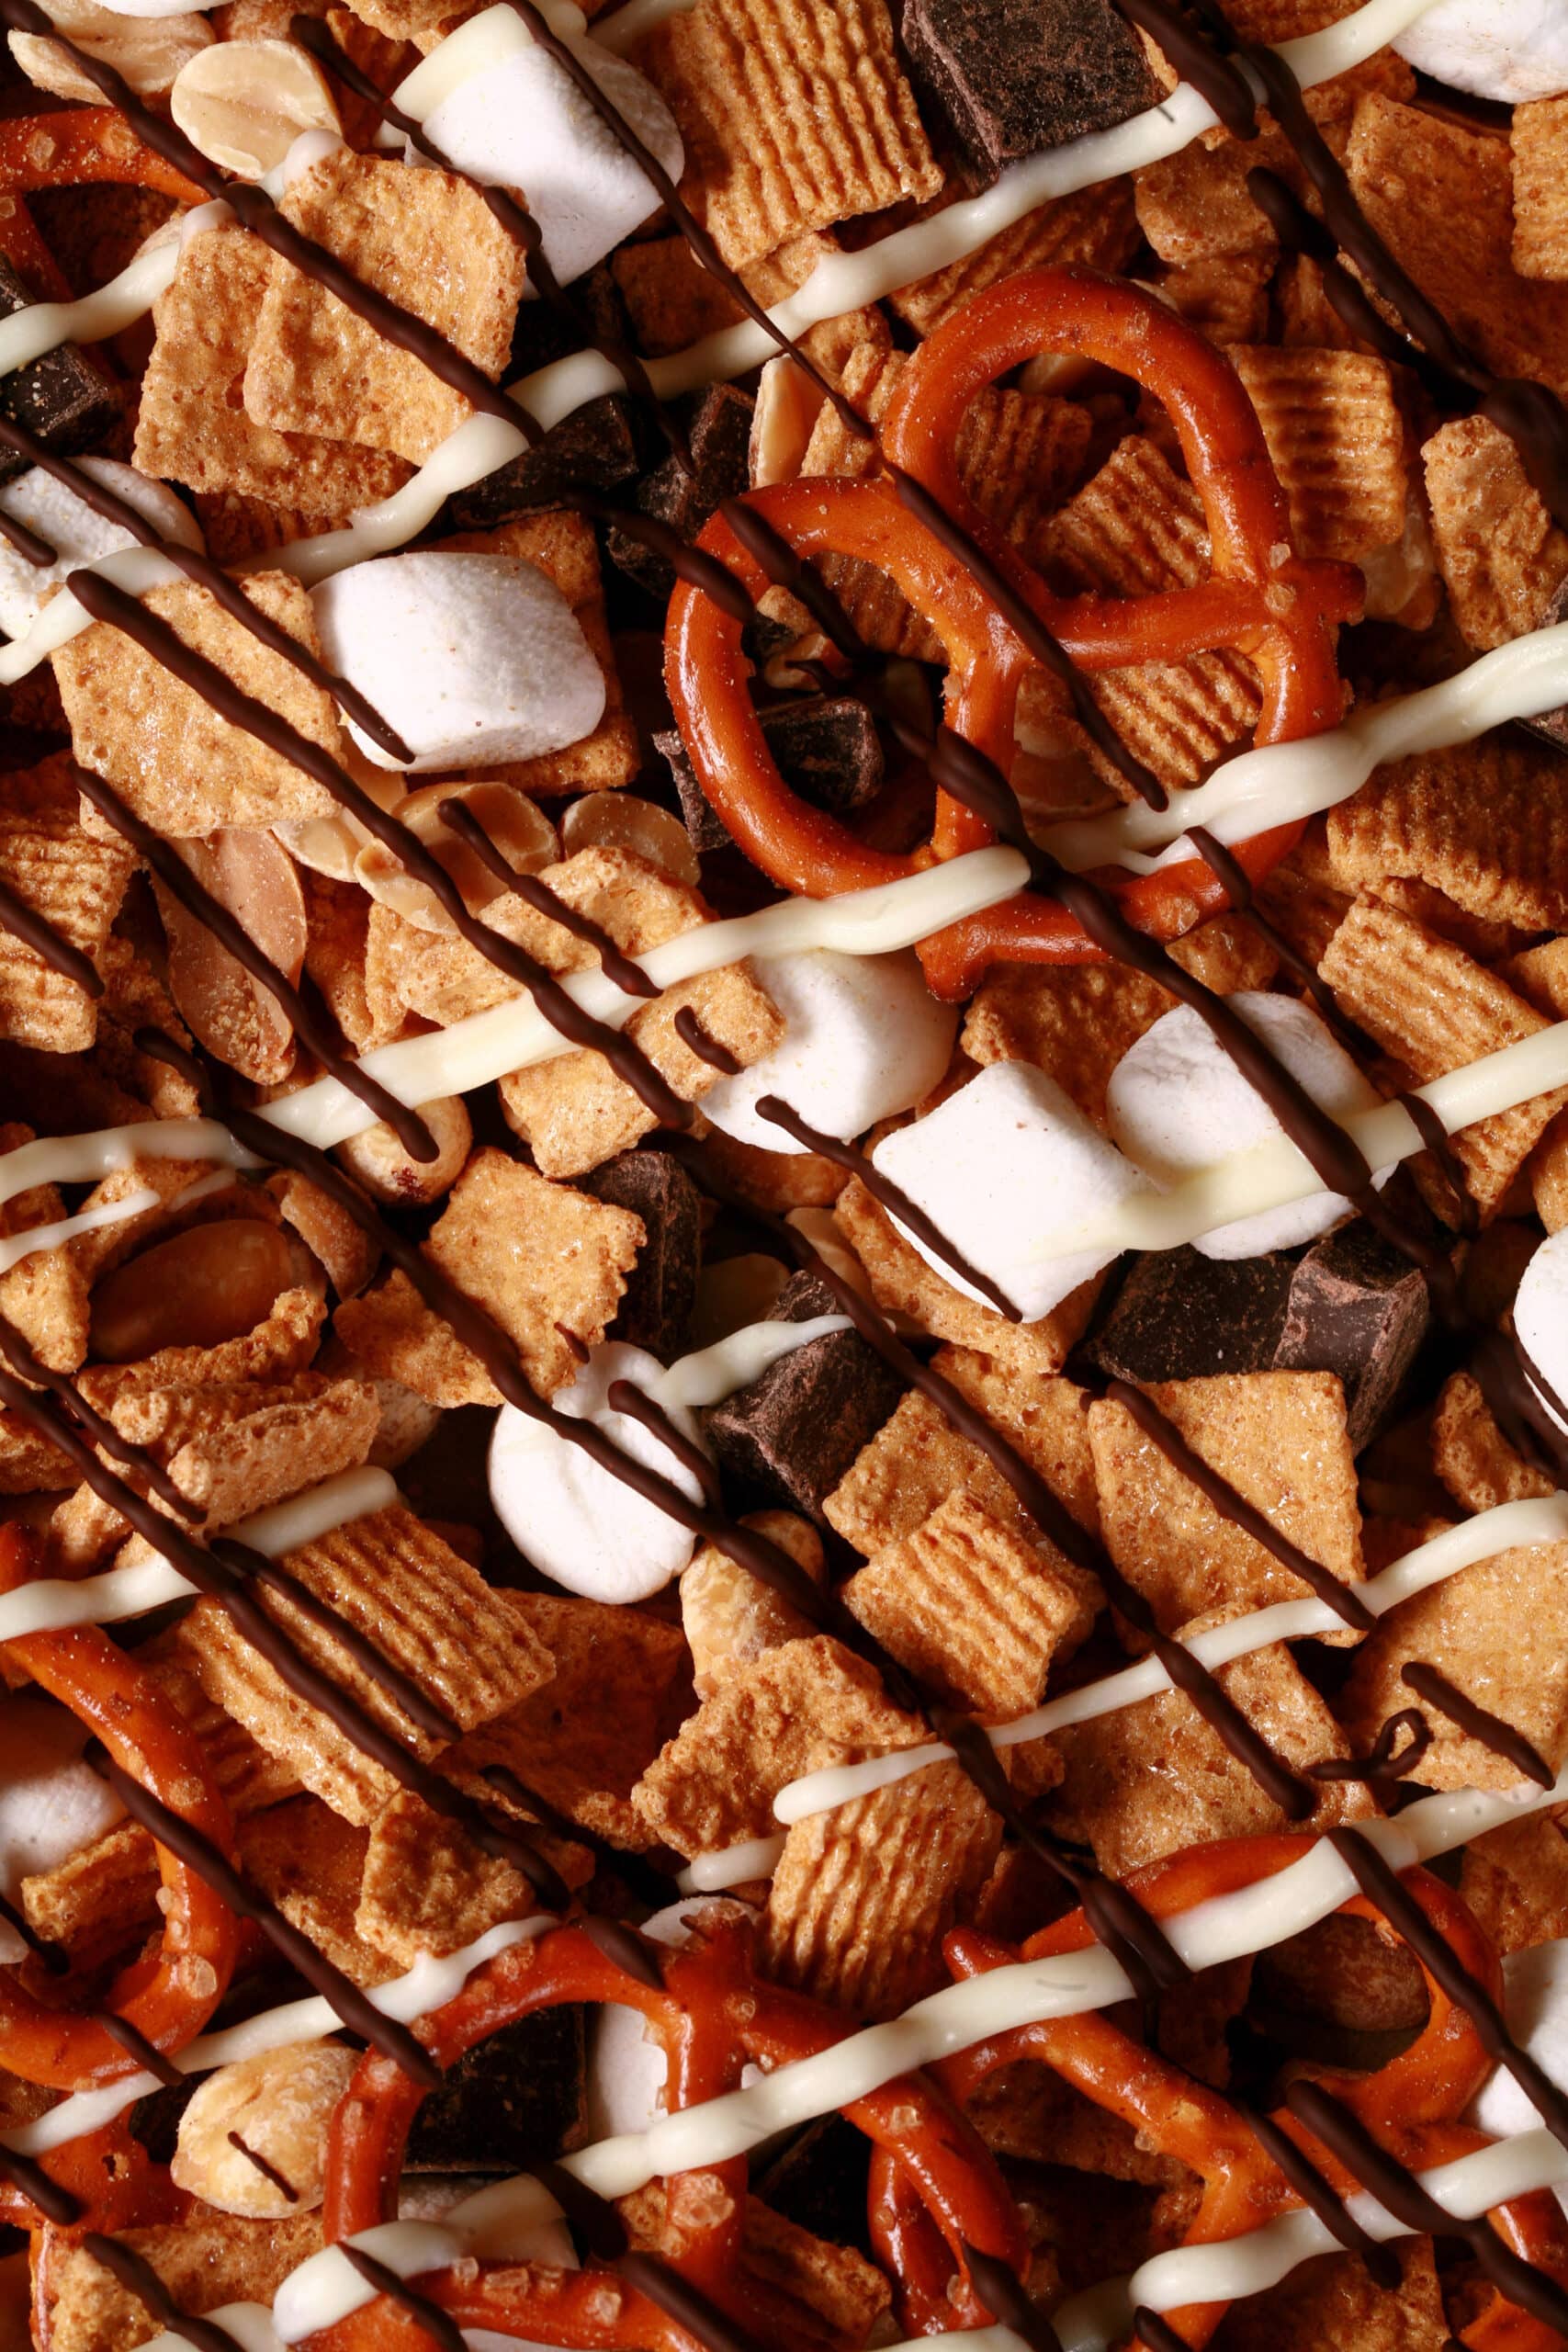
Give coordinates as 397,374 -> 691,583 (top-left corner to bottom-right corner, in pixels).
1423,416 -> 1568,650
1274,251 -> 1366,352
173,1503 -> 554,1821
0,1124 -> 89,1374
1431,1368 -> 1554,1516
39,2212 -> 324,2352
1505,939 -> 1568,1231
244,149 -> 526,463
834,1175 -> 1098,1378
1047,1607 -> 1369,1876
0,1411 -> 73,1495
762,1758 -> 999,2018
173,2040 -> 357,2218
843,1491 -> 1098,1714
741,2199 -> 892,2345
888,179 -> 1138,337
1229,344 -> 1405,563
192,487 -> 375,566
159,1374 -> 379,1527
335,1148 -> 643,1407
1461,1809 -> 1568,1954
1215,2244 -> 1448,2352
1088,1372 -> 1365,1636
1134,117 -> 1317,266
682,1510 -> 824,1696
301,870 -> 384,1052
355,1784 -> 591,1965
444,1589 -> 691,1850
78,1280 -> 324,1402
239,1795 -> 394,1985
1348,95 -> 1568,400
1327,732 -> 1568,934
0,754 -> 134,1053
1342,1536 -> 1568,1791
1254,820 -> 1354,971
825,1351 -> 1099,1558
266,1169 -> 379,1300
631,1633 -> 921,1856
631,0 -> 942,270
20,1821 -> 165,1964
134,226 -> 411,508
1320,898 -> 1568,1218
56,571 -> 345,840
1513,96 -> 1568,280
1153,254 -> 1271,345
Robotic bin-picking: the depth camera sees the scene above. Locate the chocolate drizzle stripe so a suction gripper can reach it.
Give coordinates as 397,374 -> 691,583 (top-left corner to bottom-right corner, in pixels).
0,1308 -> 191,1512
1397,1663 -> 1554,1791
1308,1704 -> 1431,1795
339,2243 -> 467,2352
221,1536 -> 461,1746
228,2130 -> 300,2204
82,2233 -> 248,2352
440,806 -> 660,1001
1242,2106 -> 1401,2288
961,2241 -> 1063,2352
0,502 -> 54,567
95,2006 -> 186,2086
1133,2309 -> 1195,2352
0,2139 -> 79,2226
606,1376 -> 726,1511
479,1761 -> 677,1907
671,1005 -> 741,1075
0,866 -> 102,997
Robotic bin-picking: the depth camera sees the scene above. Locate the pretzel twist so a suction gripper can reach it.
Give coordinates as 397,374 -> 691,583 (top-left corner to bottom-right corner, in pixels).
665,267 -> 1361,996
0,111 -> 204,287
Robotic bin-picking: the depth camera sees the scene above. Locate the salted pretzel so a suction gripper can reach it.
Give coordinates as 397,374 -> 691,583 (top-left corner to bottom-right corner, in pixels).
0,111 -> 204,291
665,267 -> 1361,996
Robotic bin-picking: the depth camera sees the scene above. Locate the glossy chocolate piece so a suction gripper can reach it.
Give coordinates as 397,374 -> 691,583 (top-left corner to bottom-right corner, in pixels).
606,383 -> 754,598
1277,1220 -> 1431,1452
656,695 -> 885,856
902,0 -> 1162,187
405,2003 -> 586,2171
444,393 -> 645,530
0,257 -> 119,483
582,1147 -> 703,1362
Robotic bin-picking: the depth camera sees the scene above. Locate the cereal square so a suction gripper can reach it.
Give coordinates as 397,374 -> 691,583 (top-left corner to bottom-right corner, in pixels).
1325,733 -> 1568,934
0,753 -> 134,1052
1513,96 -> 1568,281
1423,416 -> 1568,651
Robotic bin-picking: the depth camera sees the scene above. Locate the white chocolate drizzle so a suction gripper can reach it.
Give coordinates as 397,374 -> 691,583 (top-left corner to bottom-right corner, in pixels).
652,1314 -> 852,1410
0,1186 -> 157,1276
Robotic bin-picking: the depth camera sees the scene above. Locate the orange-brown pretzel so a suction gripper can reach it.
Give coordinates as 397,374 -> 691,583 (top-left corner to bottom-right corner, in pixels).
0,1525 -> 241,2114
0,111 -> 204,286
664,267 -> 1361,996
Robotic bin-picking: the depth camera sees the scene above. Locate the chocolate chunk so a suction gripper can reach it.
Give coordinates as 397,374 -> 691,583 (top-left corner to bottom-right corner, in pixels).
754,2114 -> 874,2255
444,393 -> 644,531
700,1269 -> 905,1520
406,2004 -> 585,2172
0,257 -> 119,483
582,1148 -> 703,1361
903,0 -> 1162,187
1277,1221 -> 1430,1452
655,695 -> 885,857
606,383 -> 754,599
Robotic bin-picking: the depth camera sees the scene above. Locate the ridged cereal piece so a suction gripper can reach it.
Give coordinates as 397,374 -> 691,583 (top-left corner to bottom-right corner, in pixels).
1423,416 -> 1568,650
1431,1369 -> 1554,1518
1512,96 -> 1568,281
1230,344 -> 1406,562
889,179 -> 1138,337
1326,733 -> 1568,933
0,756 -> 134,1053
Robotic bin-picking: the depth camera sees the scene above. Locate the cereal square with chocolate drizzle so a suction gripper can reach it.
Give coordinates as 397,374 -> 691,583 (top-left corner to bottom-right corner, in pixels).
40,2212 -> 327,2352
53,571 -> 346,838
132,224 -> 412,510
243,148 -> 527,464
0,753 -> 135,1054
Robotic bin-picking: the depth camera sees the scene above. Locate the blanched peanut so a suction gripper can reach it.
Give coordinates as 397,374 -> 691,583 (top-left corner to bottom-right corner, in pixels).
562,793 -> 701,888
88,1219 -> 293,1363
8,0 -> 210,104
333,1094 -> 471,1206
355,782 -> 558,933
170,36 -> 339,179
172,2041 -> 357,2217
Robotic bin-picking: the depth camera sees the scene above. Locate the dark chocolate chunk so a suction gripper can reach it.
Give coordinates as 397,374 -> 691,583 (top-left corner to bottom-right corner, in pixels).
0,257 -> 119,483
444,394 -> 644,531
656,695 -> 885,857
606,383 -> 754,599
405,2004 -> 585,2172
753,2115 -> 874,2256
699,1269 -> 905,1521
581,1148 -> 703,1362
1277,1220 -> 1430,1452
902,0 -> 1163,187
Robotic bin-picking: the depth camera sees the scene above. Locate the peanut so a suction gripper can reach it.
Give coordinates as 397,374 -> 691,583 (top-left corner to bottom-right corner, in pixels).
171,2041 -> 357,2217
333,1092 -> 471,1207
170,36 -> 339,178
88,1219 -> 294,1363
8,0 -> 211,104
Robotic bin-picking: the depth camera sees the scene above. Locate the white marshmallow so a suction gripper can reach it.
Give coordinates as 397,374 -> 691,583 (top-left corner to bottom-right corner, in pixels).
0,458 -> 203,639
488,1343 -> 709,1602
309,551 -> 605,773
1515,1228 -> 1568,1436
0,1697 -> 123,1961
870,1059 -> 1154,1322
1105,992 -> 1390,1261
585,1898 -> 759,2143
1393,0 -> 1568,102
700,949 -> 957,1153
1470,1939 -> 1568,2141
419,33 -> 682,288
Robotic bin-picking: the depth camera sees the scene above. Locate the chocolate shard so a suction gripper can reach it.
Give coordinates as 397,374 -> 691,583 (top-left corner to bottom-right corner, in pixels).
0,256 -> 120,483
406,2003 -> 586,2172
1277,1221 -> 1430,1453
655,695 -> 885,857
700,1268 -> 905,1521
582,1147 -> 703,1362
902,0 -> 1162,187
1084,1247 -> 1296,1386
444,393 -> 645,531
606,383 -> 755,599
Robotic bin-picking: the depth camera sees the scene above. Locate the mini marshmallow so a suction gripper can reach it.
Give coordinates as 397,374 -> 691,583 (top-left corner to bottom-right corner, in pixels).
310,550 -> 605,773
1394,0 -> 1568,102
417,31 -> 682,288
488,1342 -> 709,1602
700,949 -> 957,1153
1105,992 -> 1390,1261
870,1059 -> 1155,1322
585,1898 -> 760,2143
0,1696 -> 123,1961
1516,1228 -> 1568,1436
0,458 -> 203,640
1470,1939 -> 1568,2141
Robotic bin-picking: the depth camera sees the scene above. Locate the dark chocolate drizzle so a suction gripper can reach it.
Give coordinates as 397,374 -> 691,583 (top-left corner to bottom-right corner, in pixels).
82,2233 -> 249,2352
961,2240 -> 1064,2352
0,1310 -> 193,1515
0,501 -> 53,567
94,2006 -> 184,2086
606,1376 -> 726,1512
1243,2105 -> 1401,2289
672,1005 -> 741,1075
1398,1663 -> 1554,1791
1133,2309 -> 1195,2352
0,2140 -> 79,2227
228,2130 -> 300,2204
478,1760 -> 677,1908
0,869 -> 102,999
437,803 -> 660,1001
339,2243 -> 467,2352
1307,1705 -> 1432,1796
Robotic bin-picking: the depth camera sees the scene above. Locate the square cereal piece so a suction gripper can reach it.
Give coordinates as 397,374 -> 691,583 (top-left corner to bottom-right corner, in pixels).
1215,2245 -> 1448,2352
172,1502 -> 554,1822
0,1120 -> 90,1373
1229,345 -> 1406,563
155,1374 -> 380,1529
887,179 -> 1138,338
1045,1608 -> 1369,1876
1505,938 -> 1568,1230
1423,415 -> 1568,652
825,1354 -> 1099,1558
1088,1371 -> 1366,1636
1325,732 -> 1568,933
1134,116 -> 1322,267
631,1632 -> 921,1856
682,1510 -> 824,1696
762,1758 -> 998,2018
834,1175 -> 1097,1378
244,148 -> 526,464
843,1491 -> 1098,1715
1432,1368 -> 1554,1517
1341,1536 -> 1568,1791
741,2201 -> 891,2346
1461,1810 -> 1568,1956
133,225 -> 412,508
1513,96 -> 1568,281
240,1796 -> 394,1987
56,571 -> 345,840
334,1148 -> 643,1406
39,2212 -> 325,2352
1154,254 -> 1271,345
1347,96 -> 1568,401
0,753 -> 134,1052
1319,898 -> 1568,1219
632,0 -> 942,271
355,1785 -> 590,1965
432,510 -> 637,795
